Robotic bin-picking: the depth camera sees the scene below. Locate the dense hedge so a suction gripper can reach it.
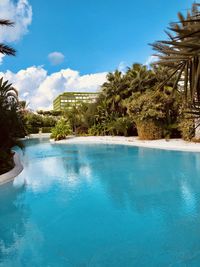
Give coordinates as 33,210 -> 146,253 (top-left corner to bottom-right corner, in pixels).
26,126 -> 39,134
136,120 -> 163,140
179,119 -> 195,141
41,127 -> 52,133
24,112 -> 57,135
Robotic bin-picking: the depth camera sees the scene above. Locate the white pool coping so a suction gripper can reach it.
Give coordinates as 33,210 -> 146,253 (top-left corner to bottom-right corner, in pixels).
51,136 -> 200,153
20,133 -> 51,140
0,152 -> 23,185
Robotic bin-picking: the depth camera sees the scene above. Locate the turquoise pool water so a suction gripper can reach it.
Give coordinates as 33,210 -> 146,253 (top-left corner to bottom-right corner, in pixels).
1,138 -> 200,266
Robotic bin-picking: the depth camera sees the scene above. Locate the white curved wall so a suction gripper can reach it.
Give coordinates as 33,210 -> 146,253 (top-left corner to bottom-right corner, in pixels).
0,153 -> 23,185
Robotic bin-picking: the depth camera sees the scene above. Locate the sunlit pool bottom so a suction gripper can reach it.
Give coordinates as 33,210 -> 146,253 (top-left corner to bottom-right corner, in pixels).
1,138 -> 200,266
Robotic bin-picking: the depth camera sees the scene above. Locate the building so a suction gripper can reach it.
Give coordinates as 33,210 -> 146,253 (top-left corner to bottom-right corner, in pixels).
53,92 -> 99,111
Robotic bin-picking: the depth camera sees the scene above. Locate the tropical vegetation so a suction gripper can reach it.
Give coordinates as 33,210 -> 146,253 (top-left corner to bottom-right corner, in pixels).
1,3 -> 200,174
0,20 -> 25,174
24,111 -> 57,134
0,77 -> 25,174
53,3 -> 199,141
51,63 -> 181,140
50,118 -> 72,141
151,4 -> 200,110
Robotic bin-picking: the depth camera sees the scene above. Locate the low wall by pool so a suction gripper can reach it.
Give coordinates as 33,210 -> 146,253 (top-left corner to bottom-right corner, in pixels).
0,152 -> 23,185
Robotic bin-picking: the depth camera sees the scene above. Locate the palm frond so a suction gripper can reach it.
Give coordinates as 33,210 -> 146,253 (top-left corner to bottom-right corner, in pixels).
150,3 -> 200,111
0,44 -> 16,56
0,19 -> 14,27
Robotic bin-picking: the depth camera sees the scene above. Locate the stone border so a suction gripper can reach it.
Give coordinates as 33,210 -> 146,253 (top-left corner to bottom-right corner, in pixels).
20,133 -> 51,141
52,136 -> 200,153
0,152 -> 23,185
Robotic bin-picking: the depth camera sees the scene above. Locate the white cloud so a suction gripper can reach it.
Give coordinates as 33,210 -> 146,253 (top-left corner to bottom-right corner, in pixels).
0,66 -> 107,110
0,54 -> 5,65
48,52 -> 65,65
0,0 -> 32,43
118,61 -> 127,73
145,55 -> 158,67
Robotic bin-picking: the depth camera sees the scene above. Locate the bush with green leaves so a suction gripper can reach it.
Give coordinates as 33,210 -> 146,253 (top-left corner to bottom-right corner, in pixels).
24,112 -> 57,134
42,116 -> 57,127
128,89 -> 180,139
179,118 -> 195,141
88,117 -> 136,137
0,18 -> 25,174
0,78 -> 25,174
37,110 -> 62,116
135,120 -> 163,140
106,117 -> 136,136
41,127 -> 53,133
51,119 -> 72,141
88,124 -> 108,136
24,113 -> 43,134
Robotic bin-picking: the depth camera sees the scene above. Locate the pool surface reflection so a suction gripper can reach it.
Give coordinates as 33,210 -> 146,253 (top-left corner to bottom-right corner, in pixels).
1,138 -> 200,266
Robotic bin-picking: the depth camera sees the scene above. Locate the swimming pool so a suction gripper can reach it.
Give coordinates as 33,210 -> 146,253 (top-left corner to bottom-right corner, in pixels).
1,138 -> 200,266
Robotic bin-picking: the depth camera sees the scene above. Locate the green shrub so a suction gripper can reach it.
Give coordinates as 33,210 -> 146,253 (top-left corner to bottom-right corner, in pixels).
26,126 -> 39,134
136,120 -> 163,140
41,127 -> 52,133
24,112 -> 57,135
88,117 -> 136,137
88,124 -> 107,136
106,117 -> 135,136
42,116 -> 57,127
51,119 -> 72,141
128,89 -> 180,140
163,123 -> 181,139
179,119 -> 195,141
75,126 -> 89,136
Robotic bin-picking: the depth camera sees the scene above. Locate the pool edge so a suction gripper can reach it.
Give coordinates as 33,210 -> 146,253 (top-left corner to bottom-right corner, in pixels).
0,152 -> 23,186
50,136 -> 200,153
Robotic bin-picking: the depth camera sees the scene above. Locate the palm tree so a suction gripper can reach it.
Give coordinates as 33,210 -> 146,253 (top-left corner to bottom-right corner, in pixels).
0,19 -> 20,174
101,70 -> 128,114
19,100 -> 30,114
151,3 -> 200,111
97,66 -> 158,125
152,65 -> 177,88
126,63 -> 156,93
0,77 -> 18,105
0,82 -> 18,150
0,19 -> 16,56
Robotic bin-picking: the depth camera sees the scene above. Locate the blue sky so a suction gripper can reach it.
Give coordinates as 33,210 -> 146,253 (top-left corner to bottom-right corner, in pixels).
0,0 -> 195,109
2,0 -> 194,74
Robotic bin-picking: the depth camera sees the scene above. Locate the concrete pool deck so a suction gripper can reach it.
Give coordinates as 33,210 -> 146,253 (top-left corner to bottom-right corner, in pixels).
52,136 -> 200,153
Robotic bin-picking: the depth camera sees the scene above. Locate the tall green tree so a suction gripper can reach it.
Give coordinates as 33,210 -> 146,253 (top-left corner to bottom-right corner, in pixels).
126,63 -> 156,93
101,70 -> 128,115
0,78 -> 20,148
0,19 -> 24,174
151,3 -> 200,112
